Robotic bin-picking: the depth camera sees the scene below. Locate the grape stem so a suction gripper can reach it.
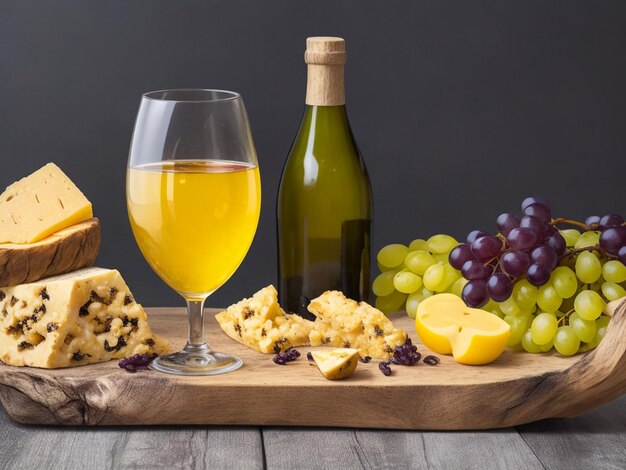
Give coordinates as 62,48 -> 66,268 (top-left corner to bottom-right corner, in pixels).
550,218 -> 590,231
563,244 -> 616,260
558,308 -> 575,326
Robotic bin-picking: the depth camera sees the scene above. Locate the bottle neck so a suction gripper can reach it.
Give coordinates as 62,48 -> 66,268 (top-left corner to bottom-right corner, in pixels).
306,63 -> 345,106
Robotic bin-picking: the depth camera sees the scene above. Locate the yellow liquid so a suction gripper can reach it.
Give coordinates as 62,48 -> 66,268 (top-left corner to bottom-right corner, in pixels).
127,160 -> 261,297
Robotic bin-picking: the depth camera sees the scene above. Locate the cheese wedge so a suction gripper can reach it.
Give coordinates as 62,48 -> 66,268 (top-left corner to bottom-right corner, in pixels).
215,285 -> 314,353
0,163 -> 93,243
308,348 -> 359,380
307,291 -> 407,359
0,267 -> 168,368
415,293 -> 510,365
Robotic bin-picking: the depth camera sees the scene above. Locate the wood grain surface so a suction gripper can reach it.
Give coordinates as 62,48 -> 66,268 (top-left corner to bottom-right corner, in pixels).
0,218 -> 100,287
0,298 -> 625,429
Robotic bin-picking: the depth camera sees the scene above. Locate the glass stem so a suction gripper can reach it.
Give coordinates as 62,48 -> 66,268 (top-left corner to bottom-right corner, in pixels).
186,297 -> 209,349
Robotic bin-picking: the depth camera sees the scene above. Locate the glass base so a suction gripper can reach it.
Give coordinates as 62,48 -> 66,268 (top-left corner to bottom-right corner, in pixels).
149,343 -> 243,376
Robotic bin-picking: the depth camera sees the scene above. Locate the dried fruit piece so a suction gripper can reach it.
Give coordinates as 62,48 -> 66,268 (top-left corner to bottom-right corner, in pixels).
423,355 -> 440,366
119,353 -> 156,372
391,338 -> 421,366
378,360 -> 392,376
273,348 -> 301,365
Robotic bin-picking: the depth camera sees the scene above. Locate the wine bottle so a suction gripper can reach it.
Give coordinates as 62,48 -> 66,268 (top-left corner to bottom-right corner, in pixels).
277,36 -> 373,319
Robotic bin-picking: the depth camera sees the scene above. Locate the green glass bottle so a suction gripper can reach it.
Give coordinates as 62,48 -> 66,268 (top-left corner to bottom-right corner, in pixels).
277,37 -> 372,319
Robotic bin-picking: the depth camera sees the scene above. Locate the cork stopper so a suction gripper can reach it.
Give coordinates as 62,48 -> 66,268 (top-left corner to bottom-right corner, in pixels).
305,37 -> 346,106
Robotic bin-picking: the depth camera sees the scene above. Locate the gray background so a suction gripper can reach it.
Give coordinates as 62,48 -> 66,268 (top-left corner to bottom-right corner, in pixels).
1,1 -> 624,308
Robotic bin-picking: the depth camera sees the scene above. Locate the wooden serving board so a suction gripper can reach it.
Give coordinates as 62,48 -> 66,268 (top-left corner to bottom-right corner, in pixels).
1,299 -> 625,430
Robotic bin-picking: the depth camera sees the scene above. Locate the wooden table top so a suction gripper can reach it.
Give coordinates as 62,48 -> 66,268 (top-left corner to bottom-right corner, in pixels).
1,393 -> 624,469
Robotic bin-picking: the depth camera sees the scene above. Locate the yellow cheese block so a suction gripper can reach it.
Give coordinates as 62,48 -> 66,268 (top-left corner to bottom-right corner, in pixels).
415,293 -> 510,365
0,163 -> 93,243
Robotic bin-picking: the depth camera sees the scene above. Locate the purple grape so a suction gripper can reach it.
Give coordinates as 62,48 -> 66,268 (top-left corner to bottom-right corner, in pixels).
619,246 -> 626,264
506,227 -> 538,251
519,215 -> 548,239
461,260 -> 493,281
585,215 -> 601,227
524,203 -> 552,224
487,273 -> 513,302
449,244 -> 474,270
530,245 -> 558,271
496,213 -> 520,236
527,263 -> 551,286
471,235 -> 503,261
500,250 -> 531,277
599,214 -> 624,230
466,230 -> 489,244
462,280 -> 489,308
521,196 -> 550,212
599,226 -> 626,255
546,232 -> 566,257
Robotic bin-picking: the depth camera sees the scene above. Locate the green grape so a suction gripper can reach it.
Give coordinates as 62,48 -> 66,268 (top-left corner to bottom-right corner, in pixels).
372,271 -> 397,297
574,290 -> 605,321
426,234 -> 458,255
537,284 -> 562,313
393,270 -> 423,294
575,251 -> 602,284
377,244 -> 409,269
560,229 -> 581,247
596,315 -> 611,330
449,277 -> 468,298
404,250 -> 436,275
602,260 -> 626,283
601,282 -> 626,302
574,230 -> 600,250
553,325 -> 580,356
499,297 -> 521,316
408,238 -> 428,252
539,339 -> 554,352
569,312 -> 596,343
522,329 -> 542,353
552,266 -> 578,299
377,261 -> 395,272
423,263 -> 447,291
440,264 -> 461,290
433,253 -> 450,264
375,290 -> 408,314
504,315 -> 527,347
531,312 -> 558,345
484,299 -> 504,318
405,288 -> 433,319
512,279 -> 538,310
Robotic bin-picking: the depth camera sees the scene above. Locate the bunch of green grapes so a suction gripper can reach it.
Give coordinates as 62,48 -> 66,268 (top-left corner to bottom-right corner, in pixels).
373,234 -> 468,318
503,229 -> 625,356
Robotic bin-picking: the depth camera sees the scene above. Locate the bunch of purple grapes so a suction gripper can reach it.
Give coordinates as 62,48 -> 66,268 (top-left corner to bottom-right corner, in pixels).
448,196 -> 626,308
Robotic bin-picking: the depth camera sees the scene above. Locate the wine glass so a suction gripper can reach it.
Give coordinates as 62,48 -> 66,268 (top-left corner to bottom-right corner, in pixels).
126,89 -> 261,375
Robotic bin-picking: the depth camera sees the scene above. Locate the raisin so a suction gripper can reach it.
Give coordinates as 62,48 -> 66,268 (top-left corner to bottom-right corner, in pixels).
243,307 -> 255,319
79,305 -> 90,317
423,355 -> 440,366
104,336 -> 127,352
109,287 -> 118,300
374,325 -> 384,337
72,351 -> 91,361
47,323 -> 59,333
261,328 -> 267,337
64,334 -> 74,345
234,322 -> 242,336
40,287 -> 50,301
20,300 -> 27,308
2,309 -> 7,318
17,341 -> 34,351
130,318 -> 138,327
122,316 -> 130,326
343,341 -> 351,348
146,338 -> 155,347
90,290 -> 110,305
273,337 -> 289,353
0,291 -> 5,302
34,304 -> 46,315
123,295 -> 133,306
321,337 -> 331,345
9,296 -> 18,307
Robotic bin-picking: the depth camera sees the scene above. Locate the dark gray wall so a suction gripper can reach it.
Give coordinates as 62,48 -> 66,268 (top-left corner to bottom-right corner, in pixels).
1,1 -> 625,307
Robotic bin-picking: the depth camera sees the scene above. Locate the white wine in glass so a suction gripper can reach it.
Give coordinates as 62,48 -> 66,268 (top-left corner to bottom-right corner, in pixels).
127,89 -> 261,375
